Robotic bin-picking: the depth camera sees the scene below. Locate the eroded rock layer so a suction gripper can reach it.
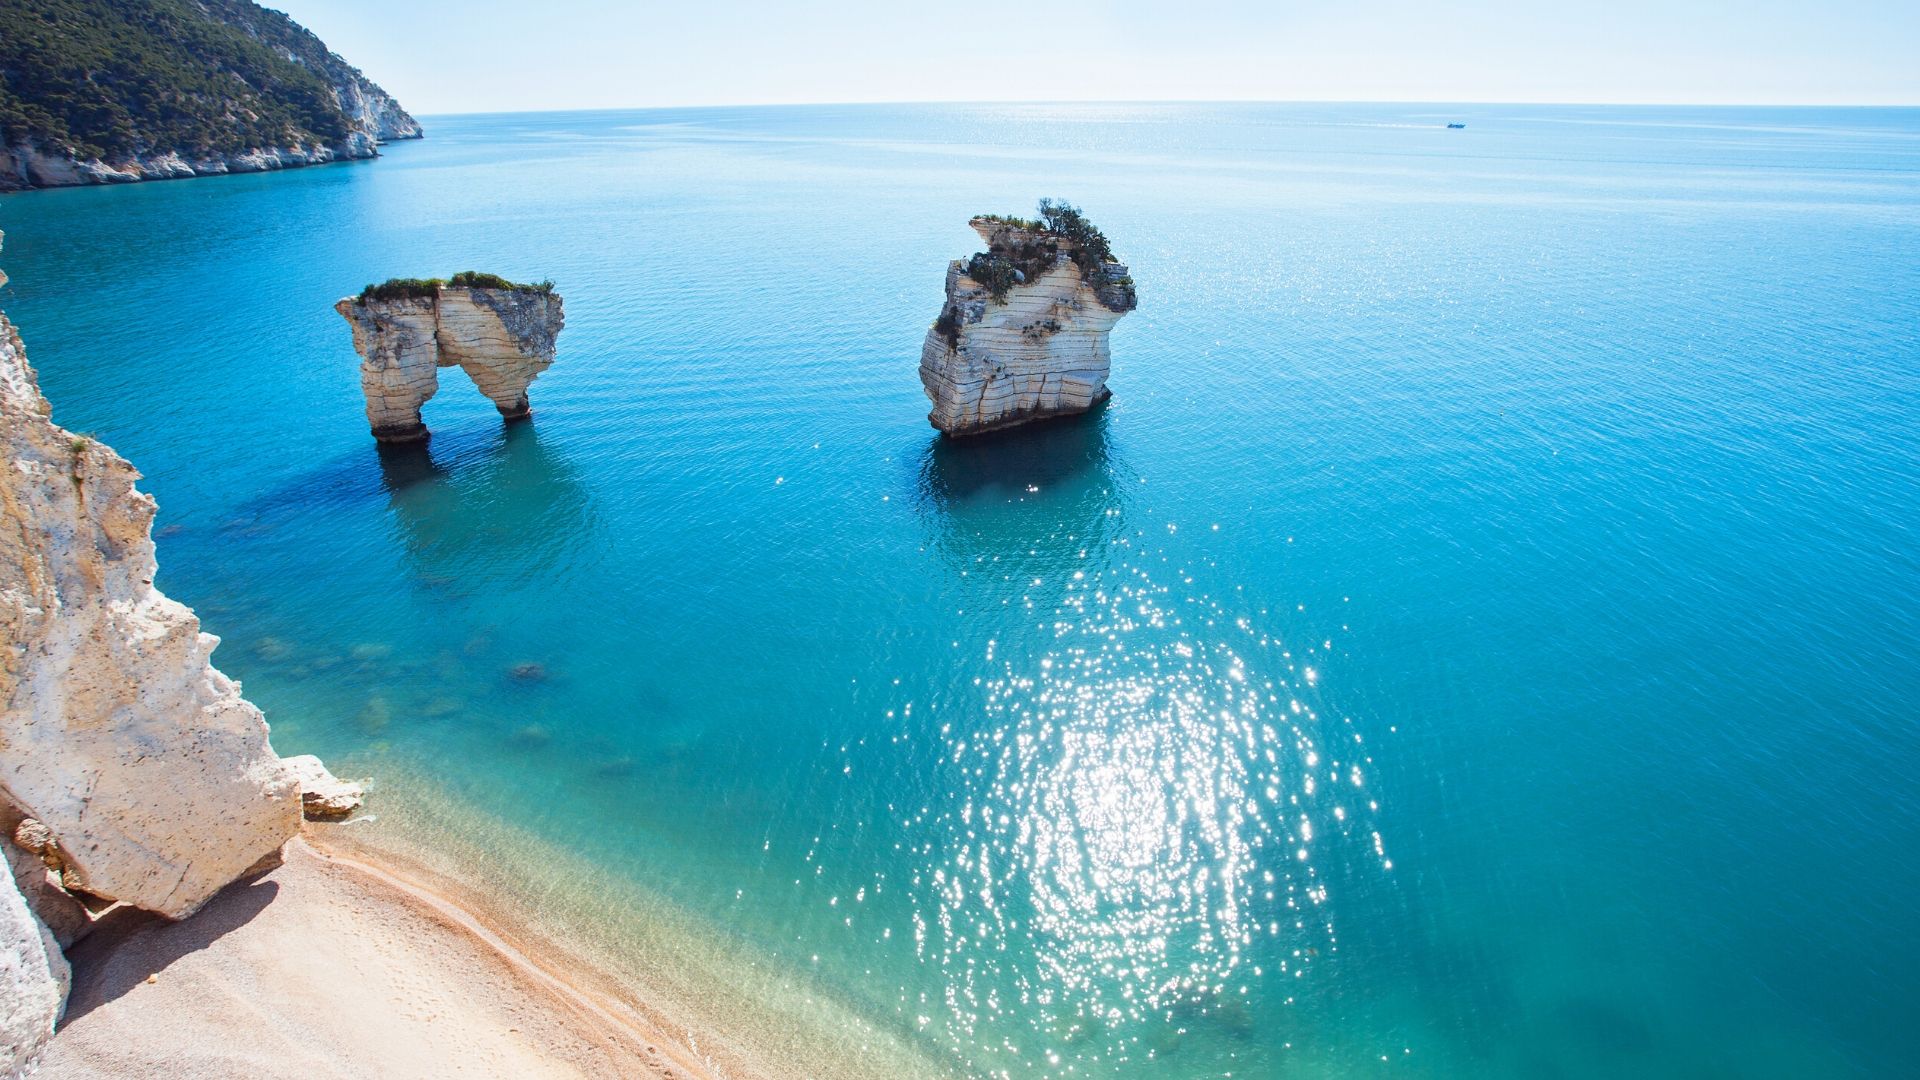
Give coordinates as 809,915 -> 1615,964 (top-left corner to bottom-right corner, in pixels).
920,217 -> 1137,436
336,285 -> 565,442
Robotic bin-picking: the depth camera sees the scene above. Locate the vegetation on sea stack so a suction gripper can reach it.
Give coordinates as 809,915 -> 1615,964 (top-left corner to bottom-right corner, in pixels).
964,253 -> 1023,302
1035,198 -> 1116,275
962,199 -> 1133,311
357,278 -> 445,302
359,273 -> 556,303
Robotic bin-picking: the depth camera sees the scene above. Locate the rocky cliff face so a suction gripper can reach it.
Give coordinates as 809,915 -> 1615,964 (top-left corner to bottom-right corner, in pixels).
920,216 -> 1137,436
0,136 -> 386,189
0,303 -> 302,920
1,244 -> 310,1074
1,857 -> 67,1080
0,0 -> 421,191
336,284 -> 566,442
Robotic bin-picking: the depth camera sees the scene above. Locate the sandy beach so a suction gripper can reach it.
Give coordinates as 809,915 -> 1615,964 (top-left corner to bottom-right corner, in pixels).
34,834 -> 713,1080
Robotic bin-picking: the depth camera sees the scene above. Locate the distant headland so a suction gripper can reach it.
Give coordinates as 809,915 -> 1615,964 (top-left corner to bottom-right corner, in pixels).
0,0 -> 420,191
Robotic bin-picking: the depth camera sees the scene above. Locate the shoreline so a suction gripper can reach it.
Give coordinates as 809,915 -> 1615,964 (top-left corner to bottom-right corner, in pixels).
37,832 -> 717,1080
303,829 -> 721,1079
306,823 -> 740,1077
0,138 -> 418,194
292,769 -> 952,1080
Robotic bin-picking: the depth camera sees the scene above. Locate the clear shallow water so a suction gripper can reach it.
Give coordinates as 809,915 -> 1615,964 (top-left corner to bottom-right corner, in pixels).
5,102 -> 1919,1077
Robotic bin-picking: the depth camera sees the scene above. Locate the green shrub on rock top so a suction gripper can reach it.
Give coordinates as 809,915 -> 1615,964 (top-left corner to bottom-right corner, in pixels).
962,199 -> 1132,311
1036,198 -> 1116,275
447,271 -> 516,290
357,278 -> 445,302
975,213 -> 1044,231
964,253 -> 1022,302
358,273 -> 556,302
448,271 -> 554,293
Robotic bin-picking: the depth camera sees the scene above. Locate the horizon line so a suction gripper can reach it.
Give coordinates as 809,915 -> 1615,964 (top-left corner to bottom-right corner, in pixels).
406,97 -> 1920,119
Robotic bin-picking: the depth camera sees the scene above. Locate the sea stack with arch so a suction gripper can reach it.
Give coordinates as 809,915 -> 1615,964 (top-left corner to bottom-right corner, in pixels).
920,200 -> 1137,436
335,273 -> 565,442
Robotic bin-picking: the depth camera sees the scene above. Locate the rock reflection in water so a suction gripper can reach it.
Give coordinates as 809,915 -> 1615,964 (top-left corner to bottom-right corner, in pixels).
377,422 -> 598,591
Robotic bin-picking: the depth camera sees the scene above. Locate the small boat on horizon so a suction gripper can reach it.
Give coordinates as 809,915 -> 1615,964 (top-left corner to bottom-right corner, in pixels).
1447,122 -> 1467,129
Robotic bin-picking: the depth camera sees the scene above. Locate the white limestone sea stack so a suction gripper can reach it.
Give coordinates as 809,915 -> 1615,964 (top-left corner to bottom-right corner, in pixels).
0,239 -> 342,1077
335,275 -> 565,442
920,202 -> 1138,436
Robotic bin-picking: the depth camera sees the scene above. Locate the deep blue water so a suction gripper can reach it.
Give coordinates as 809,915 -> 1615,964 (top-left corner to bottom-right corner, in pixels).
4,102 -> 1918,1077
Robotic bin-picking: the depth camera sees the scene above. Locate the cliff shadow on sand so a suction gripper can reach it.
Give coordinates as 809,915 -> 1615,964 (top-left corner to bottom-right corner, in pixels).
54,871 -> 280,1027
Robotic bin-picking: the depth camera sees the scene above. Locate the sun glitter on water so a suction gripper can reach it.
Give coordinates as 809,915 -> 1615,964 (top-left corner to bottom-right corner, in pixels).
906,551 -> 1391,1073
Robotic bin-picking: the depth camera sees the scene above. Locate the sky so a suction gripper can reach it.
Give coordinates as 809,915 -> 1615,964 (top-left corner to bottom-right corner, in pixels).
273,1 -> 1920,114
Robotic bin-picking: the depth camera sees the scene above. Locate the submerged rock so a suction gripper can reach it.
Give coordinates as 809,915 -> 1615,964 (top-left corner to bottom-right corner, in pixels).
0,242 -> 303,922
281,755 -> 366,820
419,696 -> 463,718
594,756 -> 638,778
335,276 -> 565,442
920,202 -> 1137,436
356,696 -> 392,735
509,724 -> 552,749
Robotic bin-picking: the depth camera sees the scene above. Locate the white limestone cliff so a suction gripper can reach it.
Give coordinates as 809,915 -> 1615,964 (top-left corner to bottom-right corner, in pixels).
1,236 -> 377,1077
332,76 -> 425,145
0,135 -> 386,189
2,866 -> 68,1080
0,302 -> 302,930
335,282 -> 565,442
282,754 -> 366,820
920,215 -> 1137,436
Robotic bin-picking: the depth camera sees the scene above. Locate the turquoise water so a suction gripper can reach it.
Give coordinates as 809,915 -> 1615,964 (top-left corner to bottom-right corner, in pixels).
5,103 -> 1918,1077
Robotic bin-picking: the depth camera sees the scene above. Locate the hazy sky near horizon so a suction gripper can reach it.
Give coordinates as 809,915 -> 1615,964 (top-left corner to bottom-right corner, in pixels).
275,1 -> 1919,113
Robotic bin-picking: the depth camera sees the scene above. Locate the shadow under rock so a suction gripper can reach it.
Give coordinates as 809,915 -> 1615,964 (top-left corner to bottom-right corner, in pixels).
914,404 -> 1141,573
56,868 -> 281,1027
915,401 -> 1115,510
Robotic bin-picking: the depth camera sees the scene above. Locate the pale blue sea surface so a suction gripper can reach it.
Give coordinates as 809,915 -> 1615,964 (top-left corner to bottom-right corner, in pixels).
3,103 -> 1918,1077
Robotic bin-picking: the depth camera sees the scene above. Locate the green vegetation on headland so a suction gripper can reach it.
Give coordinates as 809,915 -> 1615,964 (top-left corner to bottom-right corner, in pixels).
0,0 -> 414,161
358,273 -> 557,303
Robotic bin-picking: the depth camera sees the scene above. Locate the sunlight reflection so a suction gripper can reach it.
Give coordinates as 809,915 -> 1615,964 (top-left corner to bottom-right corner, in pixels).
909,556 -> 1387,1069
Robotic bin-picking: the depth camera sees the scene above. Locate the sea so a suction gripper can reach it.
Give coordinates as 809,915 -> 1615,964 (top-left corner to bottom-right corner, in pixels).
3,102 -> 1916,1078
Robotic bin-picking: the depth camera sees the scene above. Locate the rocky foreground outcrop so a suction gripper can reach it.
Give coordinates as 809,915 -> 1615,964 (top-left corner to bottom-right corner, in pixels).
1,859 -> 67,1079
920,202 -> 1137,436
1,239 -> 329,1076
336,277 -> 565,442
